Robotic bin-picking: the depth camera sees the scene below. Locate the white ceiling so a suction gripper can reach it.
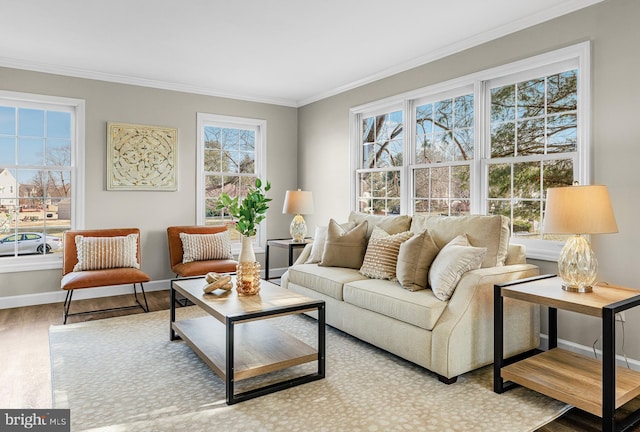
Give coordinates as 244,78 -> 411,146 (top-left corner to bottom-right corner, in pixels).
0,0 -> 602,107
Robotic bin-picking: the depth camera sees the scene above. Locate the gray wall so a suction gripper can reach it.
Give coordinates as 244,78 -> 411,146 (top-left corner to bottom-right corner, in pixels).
0,68 -> 298,297
298,0 -> 640,359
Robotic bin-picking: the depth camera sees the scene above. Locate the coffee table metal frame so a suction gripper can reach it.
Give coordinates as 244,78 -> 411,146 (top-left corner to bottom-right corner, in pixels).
170,276 -> 326,405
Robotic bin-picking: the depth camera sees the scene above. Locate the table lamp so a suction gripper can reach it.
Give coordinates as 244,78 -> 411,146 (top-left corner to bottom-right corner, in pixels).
283,189 -> 314,242
542,184 -> 618,292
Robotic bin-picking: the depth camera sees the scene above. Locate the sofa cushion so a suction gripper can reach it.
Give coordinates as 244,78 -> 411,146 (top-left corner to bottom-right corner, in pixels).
319,219 -> 368,269
343,279 -> 447,331
410,214 -> 509,267
429,234 -> 486,301
348,211 -> 412,238
359,227 -> 413,280
396,229 -> 440,291
306,222 -> 355,264
287,263 -> 368,301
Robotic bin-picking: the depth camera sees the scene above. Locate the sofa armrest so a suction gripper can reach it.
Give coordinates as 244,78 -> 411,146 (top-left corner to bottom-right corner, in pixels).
430,263 -> 540,378
292,243 -> 313,265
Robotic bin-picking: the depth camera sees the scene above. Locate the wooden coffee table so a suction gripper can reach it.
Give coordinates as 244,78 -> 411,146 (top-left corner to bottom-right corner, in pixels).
170,276 -> 325,404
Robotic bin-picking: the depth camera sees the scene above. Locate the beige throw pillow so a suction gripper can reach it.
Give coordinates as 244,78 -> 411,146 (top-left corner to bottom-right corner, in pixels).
319,219 -> 368,269
305,222 -> 355,264
396,229 -> 440,291
74,233 -> 140,271
180,231 -> 233,263
428,234 -> 486,301
359,227 -> 413,280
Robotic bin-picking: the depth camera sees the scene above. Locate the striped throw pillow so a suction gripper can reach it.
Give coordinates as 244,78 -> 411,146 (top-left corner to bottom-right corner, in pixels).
180,231 -> 233,263
359,226 -> 413,281
74,233 -> 140,271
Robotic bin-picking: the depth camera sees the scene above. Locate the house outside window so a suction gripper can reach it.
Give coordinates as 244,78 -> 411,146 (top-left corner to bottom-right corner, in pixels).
0,91 -> 84,272
196,113 -> 267,252
350,43 -> 589,260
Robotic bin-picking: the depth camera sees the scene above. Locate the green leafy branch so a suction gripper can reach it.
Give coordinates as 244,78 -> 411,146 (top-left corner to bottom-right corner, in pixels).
215,178 -> 271,237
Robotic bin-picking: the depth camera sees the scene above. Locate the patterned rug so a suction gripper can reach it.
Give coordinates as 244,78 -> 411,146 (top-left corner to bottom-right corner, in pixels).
49,307 -> 569,432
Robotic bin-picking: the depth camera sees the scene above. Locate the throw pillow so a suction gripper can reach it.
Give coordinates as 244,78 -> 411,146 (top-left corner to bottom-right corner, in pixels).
74,233 -> 140,271
319,219 -> 368,269
428,234 -> 486,301
396,229 -> 440,291
180,231 -> 233,263
305,222 -> 355,264
348,211 -> 412,238
359,227 -> 413,280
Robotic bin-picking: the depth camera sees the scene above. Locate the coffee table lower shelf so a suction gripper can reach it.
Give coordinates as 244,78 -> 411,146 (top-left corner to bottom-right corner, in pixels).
502,348 -> 640,417
172,315 -> 322,403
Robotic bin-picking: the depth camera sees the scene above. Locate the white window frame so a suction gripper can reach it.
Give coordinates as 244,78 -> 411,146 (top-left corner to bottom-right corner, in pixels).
0,90 -> 85,273
350,42 -> 590,261
196,112 -> 267,254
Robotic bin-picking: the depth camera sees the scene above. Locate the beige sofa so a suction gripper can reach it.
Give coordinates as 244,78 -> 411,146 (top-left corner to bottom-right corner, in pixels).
281,212 -> 540,383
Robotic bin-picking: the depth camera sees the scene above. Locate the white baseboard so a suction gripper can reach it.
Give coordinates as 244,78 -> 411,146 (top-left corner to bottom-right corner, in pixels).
0,279 -> 170,310
539,333 -> 640,371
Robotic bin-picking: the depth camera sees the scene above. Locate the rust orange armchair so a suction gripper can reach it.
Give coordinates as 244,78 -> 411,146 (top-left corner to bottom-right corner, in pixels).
167,225 -> 238,277
61,228 -> 150,324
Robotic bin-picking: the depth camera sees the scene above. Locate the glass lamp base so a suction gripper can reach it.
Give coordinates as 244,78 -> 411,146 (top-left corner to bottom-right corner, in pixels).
558,234 -> 597,293
290,214 -> 307,242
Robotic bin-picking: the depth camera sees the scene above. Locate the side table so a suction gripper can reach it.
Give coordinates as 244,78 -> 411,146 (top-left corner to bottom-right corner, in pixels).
494,274 -> 640,432
264,238 -> 313,281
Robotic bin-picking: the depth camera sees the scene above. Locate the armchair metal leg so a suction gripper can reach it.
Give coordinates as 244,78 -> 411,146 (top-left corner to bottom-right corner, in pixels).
62,282 -> 149,325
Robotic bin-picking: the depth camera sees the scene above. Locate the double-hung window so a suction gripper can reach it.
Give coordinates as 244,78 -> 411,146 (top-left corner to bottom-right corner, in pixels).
355,107 -> 403,215
351,42 -> 589,260
0,91 -> 84,272
196,113 -> 267,252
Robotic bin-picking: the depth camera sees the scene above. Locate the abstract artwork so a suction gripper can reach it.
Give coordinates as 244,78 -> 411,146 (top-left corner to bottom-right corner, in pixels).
107,122 -> 178,191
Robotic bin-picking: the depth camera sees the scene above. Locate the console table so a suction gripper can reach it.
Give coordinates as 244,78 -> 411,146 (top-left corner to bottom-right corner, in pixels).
494,274 -> 640,432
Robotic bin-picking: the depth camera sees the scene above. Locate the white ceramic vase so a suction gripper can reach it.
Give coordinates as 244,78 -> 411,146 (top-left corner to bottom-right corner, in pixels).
239,235 -> 256,263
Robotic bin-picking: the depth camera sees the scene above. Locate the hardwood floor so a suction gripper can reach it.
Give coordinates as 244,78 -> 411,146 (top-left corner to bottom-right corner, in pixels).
0,289 -> 172,409
2,290 -> 638,431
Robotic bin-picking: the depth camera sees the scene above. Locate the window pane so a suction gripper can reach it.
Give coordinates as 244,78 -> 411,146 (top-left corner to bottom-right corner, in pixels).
517,78 -> 545,119
204,127 -> 221,148
0,106 -> 16,135
238,152 -> 255,174
361,110 -> 403,170
542,159 -> 574,191
45,140 -> 71,166
0,136 -> 15,165
415,136 -> 433,164
18,138 -> 45,165
204,149 -> 221,172
491,85 -> 515,123
488,164 -> 511,199
454,95 -> 474,128
548,70 -> 577,113
513,161 -> 541,199
491,122 -> 515,157
547,113 -> 577,153
46,111 -> 71,139
416,104 -> 433,134
513,200 -> 541,238
18,108 -> 44,137
453,128 -> 473,160
517,118 -> 545,155
414,168 -> 429,198
431,167 -> 449,199
451,165 -> 470,200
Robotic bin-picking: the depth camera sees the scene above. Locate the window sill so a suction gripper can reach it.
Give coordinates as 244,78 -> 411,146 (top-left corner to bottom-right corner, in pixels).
0,255 -> 63,274
511,238 -> 562,262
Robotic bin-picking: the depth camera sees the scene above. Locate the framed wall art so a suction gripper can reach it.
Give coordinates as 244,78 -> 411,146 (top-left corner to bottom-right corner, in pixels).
107,122 -> 178,191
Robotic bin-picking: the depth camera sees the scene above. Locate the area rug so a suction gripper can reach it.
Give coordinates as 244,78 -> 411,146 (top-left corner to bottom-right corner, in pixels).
50,307 -> 569,432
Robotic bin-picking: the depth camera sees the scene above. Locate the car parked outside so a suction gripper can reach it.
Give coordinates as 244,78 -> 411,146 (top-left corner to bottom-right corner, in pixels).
0,232 -> 63,256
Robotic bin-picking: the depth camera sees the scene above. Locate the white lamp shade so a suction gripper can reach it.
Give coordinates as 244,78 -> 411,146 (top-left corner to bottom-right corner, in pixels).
282,190 -> 314,215
543,185 -> 618,235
